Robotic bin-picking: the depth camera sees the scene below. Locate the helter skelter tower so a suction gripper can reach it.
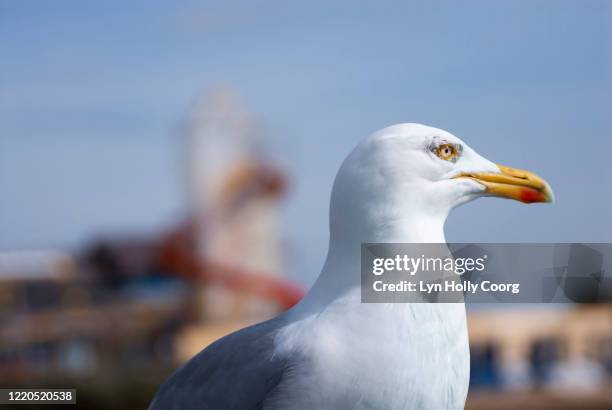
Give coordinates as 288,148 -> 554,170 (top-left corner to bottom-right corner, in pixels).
184,88 -> 289,322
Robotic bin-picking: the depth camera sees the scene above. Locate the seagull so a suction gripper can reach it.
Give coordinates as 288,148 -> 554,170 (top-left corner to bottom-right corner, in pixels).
150,123 -> 553,410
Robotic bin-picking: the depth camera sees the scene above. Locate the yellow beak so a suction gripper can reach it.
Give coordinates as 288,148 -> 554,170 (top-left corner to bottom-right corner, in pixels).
455,164 -> 554,204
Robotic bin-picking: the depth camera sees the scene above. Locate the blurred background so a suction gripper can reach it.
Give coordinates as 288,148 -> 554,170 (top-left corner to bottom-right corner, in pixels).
1,1 -> 611,409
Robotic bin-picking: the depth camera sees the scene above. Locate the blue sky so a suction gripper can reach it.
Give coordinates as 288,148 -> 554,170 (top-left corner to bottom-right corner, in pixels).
1,1 -> 610,284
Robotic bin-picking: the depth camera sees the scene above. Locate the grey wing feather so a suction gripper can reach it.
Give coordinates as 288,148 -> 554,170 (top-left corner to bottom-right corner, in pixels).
149,317 -> 288,410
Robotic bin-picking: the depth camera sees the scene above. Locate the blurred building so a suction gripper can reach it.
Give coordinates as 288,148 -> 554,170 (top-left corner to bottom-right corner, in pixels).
185,89 -> 289,321
466,306 -> 612,409
166,88 -> 302,360
0,248 -> 189,383
0,88 -> 304,387
186,89 -> 282,271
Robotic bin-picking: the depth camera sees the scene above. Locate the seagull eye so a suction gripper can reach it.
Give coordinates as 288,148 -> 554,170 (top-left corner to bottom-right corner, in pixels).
435,143 -> 459,162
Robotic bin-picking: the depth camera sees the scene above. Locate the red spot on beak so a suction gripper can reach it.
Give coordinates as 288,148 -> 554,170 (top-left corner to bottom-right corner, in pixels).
519,188 -> 544,203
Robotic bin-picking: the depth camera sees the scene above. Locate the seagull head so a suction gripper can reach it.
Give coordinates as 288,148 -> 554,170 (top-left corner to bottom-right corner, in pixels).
328,123 -> 554,244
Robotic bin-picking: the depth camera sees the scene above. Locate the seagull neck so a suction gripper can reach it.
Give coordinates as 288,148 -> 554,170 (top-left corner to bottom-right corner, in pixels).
294,213 -> 446,314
